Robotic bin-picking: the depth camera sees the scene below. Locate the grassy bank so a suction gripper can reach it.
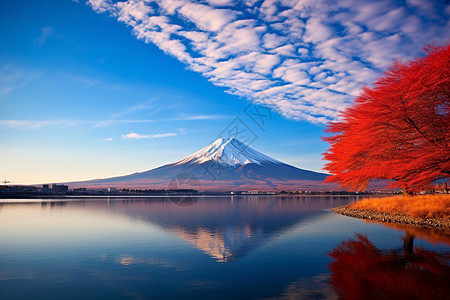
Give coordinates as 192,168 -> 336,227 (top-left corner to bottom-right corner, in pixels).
332,194 -> 450,230
349,194 -> 450,219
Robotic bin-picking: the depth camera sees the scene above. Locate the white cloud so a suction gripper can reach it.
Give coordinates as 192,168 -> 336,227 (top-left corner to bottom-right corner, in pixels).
88,0 -> 113,13
270,44 -> 296,56
122,132 -> 177,139
205,0 -> 234,6
368,7 -> 406,32
179,30 -> 209,43
406,0 -> 437,18
172,115 -> 231,120
303,17 -> 332,43
116,0 -> 154,24
262,33 -> 287,49
87,0 -> 450,124
178,3 -> 237,31
401,15 -> 422,35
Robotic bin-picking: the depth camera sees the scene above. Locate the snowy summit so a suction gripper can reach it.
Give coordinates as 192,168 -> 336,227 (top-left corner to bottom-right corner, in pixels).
174,138 -> 281,167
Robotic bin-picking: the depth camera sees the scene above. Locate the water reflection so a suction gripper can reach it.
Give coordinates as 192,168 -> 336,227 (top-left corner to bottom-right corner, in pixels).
268,223 -> 450,300
1,196 -> 450,300
104,196 -> 350,262
264,274 -> 337,300
0,195 -> 355,264
116,255 -> 184,270
327,233 -> 450,300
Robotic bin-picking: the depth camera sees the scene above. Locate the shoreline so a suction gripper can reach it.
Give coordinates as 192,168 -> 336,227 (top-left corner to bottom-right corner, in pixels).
332,205 -> 450,232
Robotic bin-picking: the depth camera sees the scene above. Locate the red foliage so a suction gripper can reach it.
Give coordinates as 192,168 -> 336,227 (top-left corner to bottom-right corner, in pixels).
328,234 -> 450,300
323,44 -> 450,192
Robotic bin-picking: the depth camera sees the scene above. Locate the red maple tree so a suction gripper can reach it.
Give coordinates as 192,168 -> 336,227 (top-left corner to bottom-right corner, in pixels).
323,44 -> 450,192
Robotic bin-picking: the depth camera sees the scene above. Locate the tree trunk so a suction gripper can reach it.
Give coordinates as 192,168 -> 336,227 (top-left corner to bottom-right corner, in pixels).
403,232 -> 415,256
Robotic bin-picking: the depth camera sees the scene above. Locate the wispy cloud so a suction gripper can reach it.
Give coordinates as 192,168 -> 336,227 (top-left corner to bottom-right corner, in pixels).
0,119 -> 83,129
122,131 -> 177,139
0,116 -> 227,129
69,75 -> 101,88
96,137 -> 114,142
0,119 -> 155,129
170,115 -> 231,121
110,97 -> 158,118
90,119 -> 158,128
35,27 -> 55,47
87,0 -> 450,124
0,64 -> 40,97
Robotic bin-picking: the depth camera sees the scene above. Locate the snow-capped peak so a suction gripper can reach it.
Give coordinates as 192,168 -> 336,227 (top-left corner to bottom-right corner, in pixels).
174,138 -> 281,166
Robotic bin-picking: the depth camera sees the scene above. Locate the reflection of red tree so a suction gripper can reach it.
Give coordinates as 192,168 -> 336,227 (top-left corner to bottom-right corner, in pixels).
328,234 -> 450,300
368,221 -> 450,247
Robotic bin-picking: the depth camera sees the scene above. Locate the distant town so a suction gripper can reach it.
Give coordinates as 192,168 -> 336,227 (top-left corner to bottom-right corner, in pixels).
0,183 -> 399,198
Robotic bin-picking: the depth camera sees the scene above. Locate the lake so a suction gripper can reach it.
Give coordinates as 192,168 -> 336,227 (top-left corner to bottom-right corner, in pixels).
0,195 -> 449,299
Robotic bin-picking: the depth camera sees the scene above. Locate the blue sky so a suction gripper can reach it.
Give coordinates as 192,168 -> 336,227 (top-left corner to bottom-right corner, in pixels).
1,0 -> 449,184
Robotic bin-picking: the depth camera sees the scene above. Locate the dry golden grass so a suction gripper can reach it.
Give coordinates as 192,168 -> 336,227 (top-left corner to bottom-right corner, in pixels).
349,194 -> 450,219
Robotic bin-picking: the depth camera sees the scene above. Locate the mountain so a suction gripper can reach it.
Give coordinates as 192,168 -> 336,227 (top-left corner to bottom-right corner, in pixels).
68,138 -> 338,191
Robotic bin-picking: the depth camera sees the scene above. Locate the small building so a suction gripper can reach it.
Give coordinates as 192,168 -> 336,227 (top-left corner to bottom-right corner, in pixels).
52,184 -> 69,192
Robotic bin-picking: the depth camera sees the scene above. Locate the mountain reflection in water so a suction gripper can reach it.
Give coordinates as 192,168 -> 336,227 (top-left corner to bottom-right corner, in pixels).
103,196 -> 346,262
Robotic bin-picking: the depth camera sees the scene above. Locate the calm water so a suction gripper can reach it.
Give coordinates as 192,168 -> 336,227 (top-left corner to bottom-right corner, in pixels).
0,196 -> 449,300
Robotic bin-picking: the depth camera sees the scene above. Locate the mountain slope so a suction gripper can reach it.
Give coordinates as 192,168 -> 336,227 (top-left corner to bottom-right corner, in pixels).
68,138 -> 336,191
